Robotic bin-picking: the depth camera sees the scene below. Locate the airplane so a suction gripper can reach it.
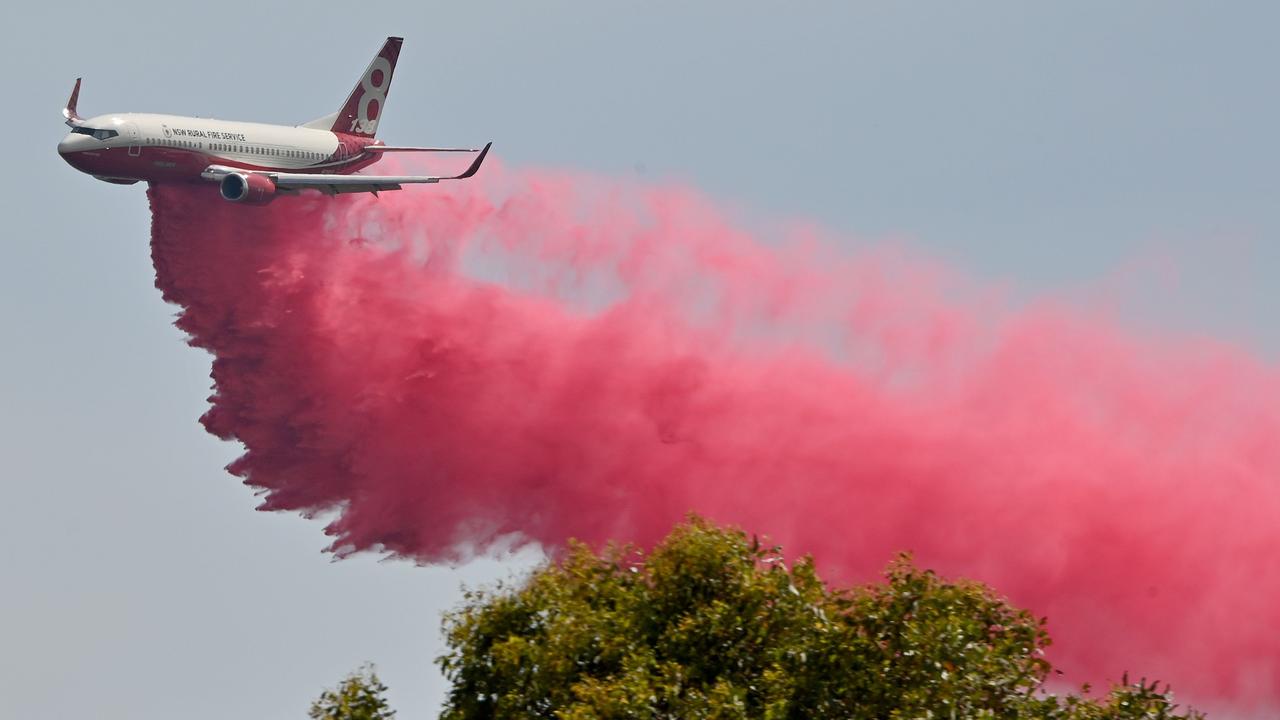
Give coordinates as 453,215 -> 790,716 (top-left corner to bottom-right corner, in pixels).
56,37 -> 491,205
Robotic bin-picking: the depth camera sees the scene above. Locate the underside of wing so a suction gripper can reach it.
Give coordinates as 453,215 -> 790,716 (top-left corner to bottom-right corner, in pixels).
269,175 -> 419,195
276,179 -> 406,195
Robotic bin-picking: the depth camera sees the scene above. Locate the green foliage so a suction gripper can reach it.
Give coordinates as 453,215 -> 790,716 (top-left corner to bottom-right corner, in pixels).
309,664 -> 396,720
437,516 -> 1202,720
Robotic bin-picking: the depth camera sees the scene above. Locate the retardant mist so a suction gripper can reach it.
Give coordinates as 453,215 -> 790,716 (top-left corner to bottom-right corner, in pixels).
148,167 -> 1278,713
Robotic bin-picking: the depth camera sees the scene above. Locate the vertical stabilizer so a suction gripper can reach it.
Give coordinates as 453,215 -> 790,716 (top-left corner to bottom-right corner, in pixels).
322,37 -> 403,138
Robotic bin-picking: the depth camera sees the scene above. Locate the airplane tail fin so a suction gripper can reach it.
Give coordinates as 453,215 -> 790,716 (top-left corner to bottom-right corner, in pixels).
307,37 -> 403,138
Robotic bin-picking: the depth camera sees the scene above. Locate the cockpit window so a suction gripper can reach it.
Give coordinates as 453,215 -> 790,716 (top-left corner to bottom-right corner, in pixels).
71,126 -> 120,141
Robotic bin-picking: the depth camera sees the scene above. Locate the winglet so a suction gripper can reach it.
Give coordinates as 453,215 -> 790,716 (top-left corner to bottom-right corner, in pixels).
453,142 -> 492,180
63,78 -> 83,126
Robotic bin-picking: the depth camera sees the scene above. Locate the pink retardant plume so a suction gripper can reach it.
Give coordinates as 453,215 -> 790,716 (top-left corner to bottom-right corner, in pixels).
148,166 -> 1278,713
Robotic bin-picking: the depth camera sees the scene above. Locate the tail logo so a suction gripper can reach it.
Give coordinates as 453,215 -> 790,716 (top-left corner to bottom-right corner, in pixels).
353,57 -> 392,135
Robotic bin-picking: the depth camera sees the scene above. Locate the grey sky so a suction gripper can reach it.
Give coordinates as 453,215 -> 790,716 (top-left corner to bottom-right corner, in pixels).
4,3 -> 1278,718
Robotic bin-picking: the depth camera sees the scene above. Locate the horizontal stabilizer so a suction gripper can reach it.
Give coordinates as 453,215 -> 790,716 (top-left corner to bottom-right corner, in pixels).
365,146 -> 482,153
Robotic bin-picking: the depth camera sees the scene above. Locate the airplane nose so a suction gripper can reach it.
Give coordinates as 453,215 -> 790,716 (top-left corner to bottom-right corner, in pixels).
58,133 -> 93,155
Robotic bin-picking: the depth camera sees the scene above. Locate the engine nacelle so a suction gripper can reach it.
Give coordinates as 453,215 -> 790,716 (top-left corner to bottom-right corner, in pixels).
219,172 -> 277,205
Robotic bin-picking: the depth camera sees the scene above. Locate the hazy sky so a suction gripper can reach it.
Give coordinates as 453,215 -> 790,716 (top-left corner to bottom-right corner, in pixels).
5,3 -> 1279,718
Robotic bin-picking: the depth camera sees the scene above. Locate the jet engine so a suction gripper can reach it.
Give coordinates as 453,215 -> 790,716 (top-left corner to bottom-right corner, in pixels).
219,172 -> 277,205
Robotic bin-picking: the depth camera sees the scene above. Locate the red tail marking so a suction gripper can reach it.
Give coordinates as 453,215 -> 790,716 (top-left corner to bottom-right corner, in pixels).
332,37 -> 402,138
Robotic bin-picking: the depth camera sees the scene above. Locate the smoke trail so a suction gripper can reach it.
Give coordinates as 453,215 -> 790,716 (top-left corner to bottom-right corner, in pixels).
148,167 -> 1278,710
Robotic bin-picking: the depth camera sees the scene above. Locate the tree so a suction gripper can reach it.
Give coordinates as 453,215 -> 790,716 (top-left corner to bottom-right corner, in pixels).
309,664 -> 396,720
437,516 -> 1201,719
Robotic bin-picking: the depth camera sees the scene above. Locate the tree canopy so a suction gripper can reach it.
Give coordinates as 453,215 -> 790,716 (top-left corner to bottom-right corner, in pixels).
309,664 -> 396,720
437,516 -> 1200,719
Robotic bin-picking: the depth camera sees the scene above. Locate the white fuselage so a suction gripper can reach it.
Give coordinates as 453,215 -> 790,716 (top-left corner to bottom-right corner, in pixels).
58,112 -> 382,184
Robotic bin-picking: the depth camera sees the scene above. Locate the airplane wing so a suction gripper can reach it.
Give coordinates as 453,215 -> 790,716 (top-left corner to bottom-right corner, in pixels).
202,142 -> 491,196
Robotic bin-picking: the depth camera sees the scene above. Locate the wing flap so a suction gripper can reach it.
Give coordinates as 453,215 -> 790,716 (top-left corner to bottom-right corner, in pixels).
306,182 -> 406,196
